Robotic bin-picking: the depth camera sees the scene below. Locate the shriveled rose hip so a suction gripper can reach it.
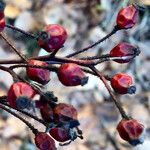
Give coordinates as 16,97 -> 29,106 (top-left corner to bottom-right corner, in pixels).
37,24 -> 67,52
50,127 -> 70,142
116,5 -> 138,29
35,132 -> 56,150
7,82 -> 35,109
53,103 -> 78,122
110,42 -> 139,63
26,60 -> 50,85
58,63 -> 88,86
117,119 -> 145,146
111,73 -> 136,94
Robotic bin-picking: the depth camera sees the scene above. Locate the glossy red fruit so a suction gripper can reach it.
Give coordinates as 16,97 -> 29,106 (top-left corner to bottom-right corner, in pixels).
117,5 -> 138,29
110,43 -> 138,63
7,82 -> 35,108
117,119 -> 145,146
35,132 -> 56,150
53,103 -> 78,122
37,24 -> 67,52
50,127 -> 70,142
0,12 -> 5,32
58,63 -> 88,86
111,73 -> 136,94
26,60 -> 50,84
40,104 -> 54,122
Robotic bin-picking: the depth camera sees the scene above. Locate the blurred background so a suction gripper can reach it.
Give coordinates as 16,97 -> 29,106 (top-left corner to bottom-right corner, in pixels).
0,0 -> 150,150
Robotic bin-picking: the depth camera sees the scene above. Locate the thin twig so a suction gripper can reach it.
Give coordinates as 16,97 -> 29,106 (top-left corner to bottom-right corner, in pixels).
0,32 -> 28,62
66,26 -> 120,58
5,24 -> 37,39
0,104 -> 38,134
90,66 -> 129,119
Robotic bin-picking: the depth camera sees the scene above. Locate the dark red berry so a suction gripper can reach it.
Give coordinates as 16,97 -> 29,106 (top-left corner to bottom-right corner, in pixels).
110,43 -> 138,63
37,24 -> 67,52
0,12 -> 5,32
117,119 -> 145,146
7,82 -> 35,108
111,73 -> 136,94
35,132 -> 56,150
53,103 -> 78,122
0,1 -> 5,32
40,104 -> 54,122
117,5 -> 138,29
26,60 -> 50,85
58,63 -> 88,86
50,127 -> 70,142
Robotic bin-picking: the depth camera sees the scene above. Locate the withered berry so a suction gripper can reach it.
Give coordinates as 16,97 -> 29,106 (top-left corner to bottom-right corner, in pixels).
37,24 -> 67,52
7,82 -> 35,109
111,73 -> 136,94
35,132 -> 56,150
26,60 -> 50,85
117,119 -> 145,146
117,5 -> 138,29
40,104 -> 54,122
58,63 -> 88,86
110,42 -> 139,63
49,127 -> 70,142
53,103 -> 78,122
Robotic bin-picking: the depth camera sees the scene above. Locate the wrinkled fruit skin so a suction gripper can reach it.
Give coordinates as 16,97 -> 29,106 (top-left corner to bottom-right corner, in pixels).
26,60 -> 50,84
50,127 -> 70,142
117,5 -> 138,29
58,63 -> 88,86
35,132 -> 56,150
7,82 -> 35,108
117,119 -> 145,146
110,42 -> 137,63
37,24 -> 67,52
111,73 -> 134,94
0,12 -> 5,32
53,103 -> 78,122
40,104 -> 54,122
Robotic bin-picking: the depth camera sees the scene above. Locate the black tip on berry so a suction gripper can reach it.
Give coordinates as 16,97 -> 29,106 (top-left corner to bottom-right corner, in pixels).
0,0 -> 5,11
127,86 -> 136,94
16,97 -> 31,109
81,76 -> 89,86
69,120 -> 80,128
37,31 -> 50,41
129,139 -> 144,146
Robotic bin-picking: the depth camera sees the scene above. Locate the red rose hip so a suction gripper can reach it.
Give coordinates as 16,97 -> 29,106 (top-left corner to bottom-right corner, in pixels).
37,24 -> 67,52
58,63 -> 88,86
40,104 -> 54,122
35,132 -> 56,150
117,119 -> 145,146
50,127 -> 70,142
111,73 -> 136,94
7,82 -> 35,109
110,42 -> 139,63
26,60 -> 50,84
0,2 -> 5,32
53,103 -> 78,122
117,5 -> 138,29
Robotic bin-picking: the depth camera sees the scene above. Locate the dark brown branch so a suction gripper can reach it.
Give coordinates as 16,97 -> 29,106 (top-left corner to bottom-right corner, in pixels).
90,66 -> 129,119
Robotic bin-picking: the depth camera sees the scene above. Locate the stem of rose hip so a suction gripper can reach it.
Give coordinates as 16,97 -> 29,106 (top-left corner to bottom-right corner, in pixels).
0,100 -> 46,125
5,24 -> 37,39
66,25 -> 120,58
89,66 -> 129,119
0,33 -> 28,62
0,104 -> 38,134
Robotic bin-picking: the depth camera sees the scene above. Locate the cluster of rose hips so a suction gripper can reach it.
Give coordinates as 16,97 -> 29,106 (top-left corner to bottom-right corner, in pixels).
0,2 -> 146,150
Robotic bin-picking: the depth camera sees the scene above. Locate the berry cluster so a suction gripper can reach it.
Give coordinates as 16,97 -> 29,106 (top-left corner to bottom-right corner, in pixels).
0,2 -> 145,150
